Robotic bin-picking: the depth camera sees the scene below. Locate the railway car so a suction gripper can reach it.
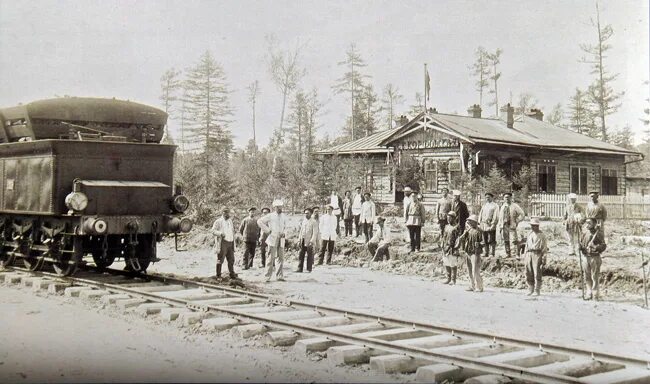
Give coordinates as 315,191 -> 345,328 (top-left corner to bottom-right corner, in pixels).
0,97 -> 192,275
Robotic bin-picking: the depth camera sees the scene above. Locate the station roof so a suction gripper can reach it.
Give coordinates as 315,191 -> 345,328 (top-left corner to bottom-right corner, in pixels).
315,111 -> 641,156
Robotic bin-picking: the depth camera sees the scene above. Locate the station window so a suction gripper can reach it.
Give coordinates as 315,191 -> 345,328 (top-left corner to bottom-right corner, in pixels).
537,164 -> 556,193
424,160 -> 437,192
570,166 -> 588,195
601,168 -> 618,195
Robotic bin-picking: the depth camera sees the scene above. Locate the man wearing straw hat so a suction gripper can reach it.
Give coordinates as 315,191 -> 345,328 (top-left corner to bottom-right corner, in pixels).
258,199 -> 288,282
563,193 -> 585,256
523,218 -> 548,296
211,207 -> 238,279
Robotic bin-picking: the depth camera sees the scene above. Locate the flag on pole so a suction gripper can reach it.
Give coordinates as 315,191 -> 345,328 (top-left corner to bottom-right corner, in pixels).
425,67 -> 431,101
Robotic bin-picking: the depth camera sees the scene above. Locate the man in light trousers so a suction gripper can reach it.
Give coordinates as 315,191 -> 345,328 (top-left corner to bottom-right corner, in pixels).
258,199 -> 288,282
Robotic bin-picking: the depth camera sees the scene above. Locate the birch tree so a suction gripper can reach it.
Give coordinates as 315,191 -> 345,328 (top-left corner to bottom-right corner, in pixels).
159,68 -> 182,143
382,83 -> 404,129
487,49 -> 502,117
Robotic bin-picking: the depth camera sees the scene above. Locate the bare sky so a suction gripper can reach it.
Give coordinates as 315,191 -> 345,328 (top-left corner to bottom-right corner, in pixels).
0,0 -> 648,147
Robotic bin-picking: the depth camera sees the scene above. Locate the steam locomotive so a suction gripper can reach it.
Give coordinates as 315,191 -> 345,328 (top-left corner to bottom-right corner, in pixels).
0,97 -> 192,275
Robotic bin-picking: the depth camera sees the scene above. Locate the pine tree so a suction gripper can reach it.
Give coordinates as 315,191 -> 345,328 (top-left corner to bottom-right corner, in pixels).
247,80 -> 260,146
579,2 -> 624,142
358,84 -> 380,137
183,51 -> 234,199
286,90 -> 309,165
487,49 -> 503,117
381,83 -> 404,129
567,88 -> 597,136
332,43 -> 370,140
305,88 -> 322,160
546,103 -> 565,127
469,46 -> 491,108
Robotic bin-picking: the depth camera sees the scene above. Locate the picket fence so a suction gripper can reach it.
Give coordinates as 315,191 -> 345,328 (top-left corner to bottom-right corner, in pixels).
529,193 -> 650,220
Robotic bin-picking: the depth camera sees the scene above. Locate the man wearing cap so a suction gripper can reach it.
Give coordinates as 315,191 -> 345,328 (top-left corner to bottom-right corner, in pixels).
579,218 -> 607,300
405,193 -> 426,253
352,187 -> 364,237
211,207 -> 238,279
586,191 -> 607,236
523,218 -> 548,296
312,206 -> 321,253
360,192 -> 376,243
563,193 -> 585,256
368,216 -> 391,261
330,190 -> 344,235
402,186 -> 414,219
478,192 -> 499,257
452,190 -> 470,233
436,188 -> 452,243
318,205 -> 338,265
258,200 -> 288,282
498,192 -> 525,258
239,207 -> 260,270
258,207 -> 271,268
458,214 -> 483,292
342,190 -> 354,237
296,208 -> 318,272
442,211 -> 462,284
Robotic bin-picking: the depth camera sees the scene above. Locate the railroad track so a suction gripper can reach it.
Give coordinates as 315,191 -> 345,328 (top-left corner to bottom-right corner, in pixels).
1,265 -> 648,384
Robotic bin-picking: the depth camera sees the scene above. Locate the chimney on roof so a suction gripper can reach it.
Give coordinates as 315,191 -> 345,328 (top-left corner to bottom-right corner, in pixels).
505,103 -> 514,128
399,115 -> 409,126
526,108 -> 544,121
467,104 -> 482,118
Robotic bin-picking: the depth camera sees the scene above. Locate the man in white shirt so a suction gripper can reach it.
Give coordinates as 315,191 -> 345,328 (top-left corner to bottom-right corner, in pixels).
258,199 -> 288,282
317,205 -> 338,265
478,192 -> 499,257
211,207 -> 237,279
351,186 -> 364,237
368,216 -> 390,261
497,192 -> 525,258
330,191 -> 343,235
296,208 -> 318,272
360,192 -> 376,243
402,186 -> 413,217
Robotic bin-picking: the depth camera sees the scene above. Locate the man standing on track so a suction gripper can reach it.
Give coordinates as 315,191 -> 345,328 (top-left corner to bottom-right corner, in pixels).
239,207 -> 260,270
452,190 -> 470,233
563,193 -> 585,256
352,186 -> 364,237
523,218 -> 548,296
258,207 -> 270,268
579,218 -> 607,300
459,214 -> 483,292
498,192 -> 525,258
257,200 -> 288,282
360,192 -> 376,243
318,205 -> 338,265
478,192 -> 499,258
211,207 -> 238,279
296,208 -> 318,273
586,191 -> 607,236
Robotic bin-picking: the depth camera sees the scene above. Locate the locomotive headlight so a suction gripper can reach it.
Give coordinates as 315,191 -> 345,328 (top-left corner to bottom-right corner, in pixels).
83,218 -> 108,235
65,192 -> 88,212
172,195 -> 190,213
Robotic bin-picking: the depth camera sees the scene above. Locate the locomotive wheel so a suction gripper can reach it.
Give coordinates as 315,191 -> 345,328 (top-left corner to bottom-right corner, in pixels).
22,244 -> 42,272
92,250 -> 116,269
0,251 -> 15,269
53,237 -> 82,276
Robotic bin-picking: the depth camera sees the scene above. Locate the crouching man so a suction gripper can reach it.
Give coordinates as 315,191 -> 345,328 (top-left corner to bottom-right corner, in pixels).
523,218 -> 548,296
368,216 -> 390,262
579,218 -> 606,300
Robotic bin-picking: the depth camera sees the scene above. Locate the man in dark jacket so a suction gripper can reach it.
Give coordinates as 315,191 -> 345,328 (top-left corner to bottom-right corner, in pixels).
451,190 -> 470,233
579,218 -> 607,301
239,207 -> 260,269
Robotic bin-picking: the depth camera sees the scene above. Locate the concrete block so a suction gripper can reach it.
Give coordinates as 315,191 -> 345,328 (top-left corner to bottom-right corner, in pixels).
4,274 -> 24,284
32,279 -> 55,291
438,343 -> 521,359
265,330 -> 300,346
529,357 -> 620,377
294,337 -> 340,354
327,345 -> 389,365
324,321 -> 386,334
192,297 -> 251,307
135,303 -> 171,316
480,349 -> 555,367
158,288 -> 215,299
201,317 -> 240,331
416,364 -> 479,383
178,311 -> 212,326
232,304 -> 291,313
64,286 -> 94,297
259,310 -> 322,322
115,298 -> 148,309
355,327 -> 431,341
369,354 -> 432,374
136,284 -> 186,293
395,334 -> 466,349
79,289 -> 111,299
47,282 -> 70,294
464,374 -> 513,384
233,323 -> 268,338
580,367 -> 650,384
100,294 -> 131,305
21,277 -> 41,288
160,307 -> 193,321
293,316 -> 351,328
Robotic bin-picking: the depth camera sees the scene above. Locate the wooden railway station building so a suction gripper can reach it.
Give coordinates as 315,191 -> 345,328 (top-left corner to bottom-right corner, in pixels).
315,105 -> 643,209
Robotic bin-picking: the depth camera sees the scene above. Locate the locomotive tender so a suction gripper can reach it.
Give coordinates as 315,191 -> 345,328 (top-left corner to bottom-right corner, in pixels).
0,97 -> 192,275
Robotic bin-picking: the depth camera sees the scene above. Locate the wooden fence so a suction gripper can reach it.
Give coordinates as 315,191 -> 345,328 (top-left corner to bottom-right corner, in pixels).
529,193 -> 650,220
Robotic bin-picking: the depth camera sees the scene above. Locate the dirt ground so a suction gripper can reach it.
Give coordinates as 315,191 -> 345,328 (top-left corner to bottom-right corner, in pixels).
0,284 -> 401,383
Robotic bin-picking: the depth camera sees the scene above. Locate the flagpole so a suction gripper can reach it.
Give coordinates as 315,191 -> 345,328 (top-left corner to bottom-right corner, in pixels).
423,63 -> 427,130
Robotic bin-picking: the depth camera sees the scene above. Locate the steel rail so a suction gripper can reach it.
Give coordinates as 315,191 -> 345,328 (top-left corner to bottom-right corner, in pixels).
6,265 -> 649,383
